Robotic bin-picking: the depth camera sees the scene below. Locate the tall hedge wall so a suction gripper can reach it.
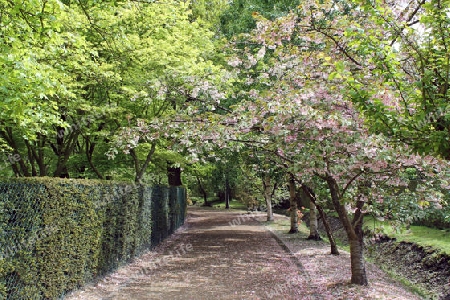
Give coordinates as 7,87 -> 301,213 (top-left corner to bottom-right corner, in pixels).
0,177 -> 186,299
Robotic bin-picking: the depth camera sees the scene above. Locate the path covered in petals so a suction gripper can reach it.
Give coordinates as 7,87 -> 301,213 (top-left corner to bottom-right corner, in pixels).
65,207 -> 422,300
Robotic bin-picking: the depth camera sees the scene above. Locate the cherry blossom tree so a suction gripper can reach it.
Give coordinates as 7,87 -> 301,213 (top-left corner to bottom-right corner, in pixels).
218,9 -> 450,285
292,0 -> 450,159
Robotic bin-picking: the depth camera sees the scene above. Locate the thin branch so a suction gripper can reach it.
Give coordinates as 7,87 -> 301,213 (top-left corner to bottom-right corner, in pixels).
405,0 -> 426,24
186,96 -> 233,113
315,28 -> 362,67
342,169 -> 365,196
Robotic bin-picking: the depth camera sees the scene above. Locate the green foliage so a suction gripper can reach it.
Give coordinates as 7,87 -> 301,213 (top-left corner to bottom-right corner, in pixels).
413,203 -> 450,230
189,0 -> 230,32
220,0 -> 301,37
0,177 -> 186,299
0,0 -> 225,181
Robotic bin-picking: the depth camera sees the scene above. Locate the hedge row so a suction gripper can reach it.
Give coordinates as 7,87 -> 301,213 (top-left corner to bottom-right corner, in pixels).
0,177 -> 186,299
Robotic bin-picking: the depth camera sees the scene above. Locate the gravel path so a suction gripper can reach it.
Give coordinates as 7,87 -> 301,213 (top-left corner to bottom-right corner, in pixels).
64,207 -> 423,300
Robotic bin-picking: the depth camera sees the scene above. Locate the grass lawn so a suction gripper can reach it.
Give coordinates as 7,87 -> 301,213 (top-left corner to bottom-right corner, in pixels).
364,216 -> 450,255
188,197 -> 248,210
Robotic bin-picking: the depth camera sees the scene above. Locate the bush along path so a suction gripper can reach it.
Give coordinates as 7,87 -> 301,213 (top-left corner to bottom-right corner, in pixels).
65,207 -> 423,300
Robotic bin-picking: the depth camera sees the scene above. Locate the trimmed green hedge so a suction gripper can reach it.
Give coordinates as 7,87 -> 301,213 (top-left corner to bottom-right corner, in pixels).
0,177 -> 186,299
151,186 -> 169,247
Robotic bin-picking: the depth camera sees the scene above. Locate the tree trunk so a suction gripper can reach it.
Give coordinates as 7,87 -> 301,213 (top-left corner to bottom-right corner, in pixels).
52,125 -> 79,178
225,178 -> 230,209
131,142 -> 156,183
326,174 -> 367,285
167,164 -> 182,186
37,134 -> 47,176
350,199 -> 368,284
316,204 -> 339,255
349,237 -> 368,285
0,128 -> 30,176
196,176 -> 209,206
307,200 -> 321,240
263,175 -> 274,221
86,138 -> 103,179
300,184 -> 339,255
25,141 -> 37,176
288,175 -> 298,233
17,151 -> 30,177
25,134 -> 47,176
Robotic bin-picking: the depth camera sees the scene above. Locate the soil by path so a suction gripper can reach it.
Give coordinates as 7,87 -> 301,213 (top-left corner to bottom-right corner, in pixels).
64,207 -> 423,300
